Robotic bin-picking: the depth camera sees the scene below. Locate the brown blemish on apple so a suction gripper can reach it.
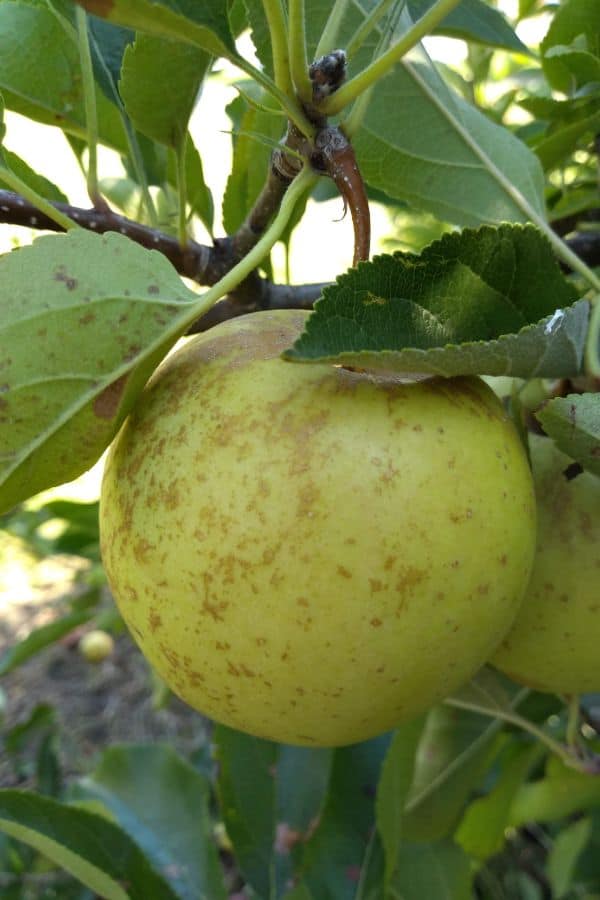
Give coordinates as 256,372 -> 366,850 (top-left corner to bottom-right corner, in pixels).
133,538 -> 154,563
148,610 -> 162,633
337,565 -> 352,579
94,373 -> 129,420
159,643 -> 181,670
370,617 -> 382,627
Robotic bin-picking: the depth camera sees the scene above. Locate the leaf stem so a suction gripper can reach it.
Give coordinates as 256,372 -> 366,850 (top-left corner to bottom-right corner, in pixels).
321,0 -> 463,115
261,0 -> 293,97
234,55 -> 315,137
346,0 -> 399,59
75,6 -> 103,206
174,137 -> 188,248
288,0 -> 312,103
0,167 -> 78,231
316,0 -> 350,59
566,695 -> 581,751
444,695 -> 592,774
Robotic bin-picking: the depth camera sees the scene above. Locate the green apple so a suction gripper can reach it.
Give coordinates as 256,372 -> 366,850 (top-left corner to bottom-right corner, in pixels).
79,629 -> 114,663
100,309 -> 536,746
492,433 -> 600,694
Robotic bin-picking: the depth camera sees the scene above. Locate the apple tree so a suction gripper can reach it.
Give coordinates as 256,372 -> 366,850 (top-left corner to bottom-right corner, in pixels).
0,0 -> 600,897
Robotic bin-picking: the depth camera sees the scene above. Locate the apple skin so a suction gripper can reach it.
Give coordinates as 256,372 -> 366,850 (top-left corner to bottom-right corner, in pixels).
100,309 -> 536,746
492,433 -> 600,694
79,629 -> 114,663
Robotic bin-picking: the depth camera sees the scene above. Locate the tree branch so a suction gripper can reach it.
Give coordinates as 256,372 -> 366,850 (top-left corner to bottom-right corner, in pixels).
0,188 -> 327,329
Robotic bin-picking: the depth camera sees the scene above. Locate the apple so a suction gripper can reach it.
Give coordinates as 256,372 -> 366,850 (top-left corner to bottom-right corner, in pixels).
492,433 -> 600,694
79,629 -> 114,663
100,309 -> 536,746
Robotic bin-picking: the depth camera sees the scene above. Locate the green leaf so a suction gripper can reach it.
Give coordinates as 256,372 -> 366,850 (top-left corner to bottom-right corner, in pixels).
354,57 -> 545,228
301,735 -> 391,900
0,230 -> 203,514
88,16 -> 135,102
401,705 -> 505,842
168,138 -> 214,235
215,726 -> 277,899
72,745 -> 227,900
509,767 -> 600,826
541,0 -> 600,92
0,789 -> 181,900
534,110 -> 600,171
215,726 -> 333,899
375,717 -> 424,887
547,817 -> 593,898
78,0 -> 235,59
0,150 -> 67,203
535,393 -> 600,477
223,90 -> 284,234
388,840 -> 473,899
0,609 -> 93,676
285,224 -> 586,378
543,44 -> 600,91
455,743 -> 542,860
120,34 -> 210,148
0,1 -> 125,150
406,0 -> 529,54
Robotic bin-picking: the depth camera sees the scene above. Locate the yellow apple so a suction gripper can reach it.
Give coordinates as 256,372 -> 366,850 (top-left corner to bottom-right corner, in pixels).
492,433 -> 600,694
79,629 -> 114,663
100,309 -> 536,746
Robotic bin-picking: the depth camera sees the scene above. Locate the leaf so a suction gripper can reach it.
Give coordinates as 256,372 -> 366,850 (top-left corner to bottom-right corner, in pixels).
541,0 -> 600,92
448,666 -> 528,715
0,1 -> 125,150
509,768 -> 600,826
215,726 -> 333,899
0,230 -> 203,514
77,0 -> 235,59
72,745 -> 227,900
455,743 -> 542,860
544,44 -> 600,91
214,726 -> 277,899
88,15 -> 135,102
0,789 -> 181,900
168,138 -> 214,236
536,393 -> 600,477
222,90 -> 284,234
401,705 -> 505,842
0,609 -> 93,676
353,55 -> 545,228
375,717 -> 425,887
120,34 -> 210,148
0,150 -> 68,203
406,0 -> 530,54
534,110 -> 600,171
285,224 -> 586,378
547,817 -> 592,898
388,840 -> 473,900
301,734 -> 392,900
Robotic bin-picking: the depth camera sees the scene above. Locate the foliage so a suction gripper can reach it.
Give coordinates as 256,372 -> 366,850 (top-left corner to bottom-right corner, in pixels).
0,0 -> 599,898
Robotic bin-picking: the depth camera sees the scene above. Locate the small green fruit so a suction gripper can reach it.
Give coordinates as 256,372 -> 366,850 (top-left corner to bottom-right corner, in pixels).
493,433 -> 600,694
79,629 -> 114,663
100,310 -> 536,746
